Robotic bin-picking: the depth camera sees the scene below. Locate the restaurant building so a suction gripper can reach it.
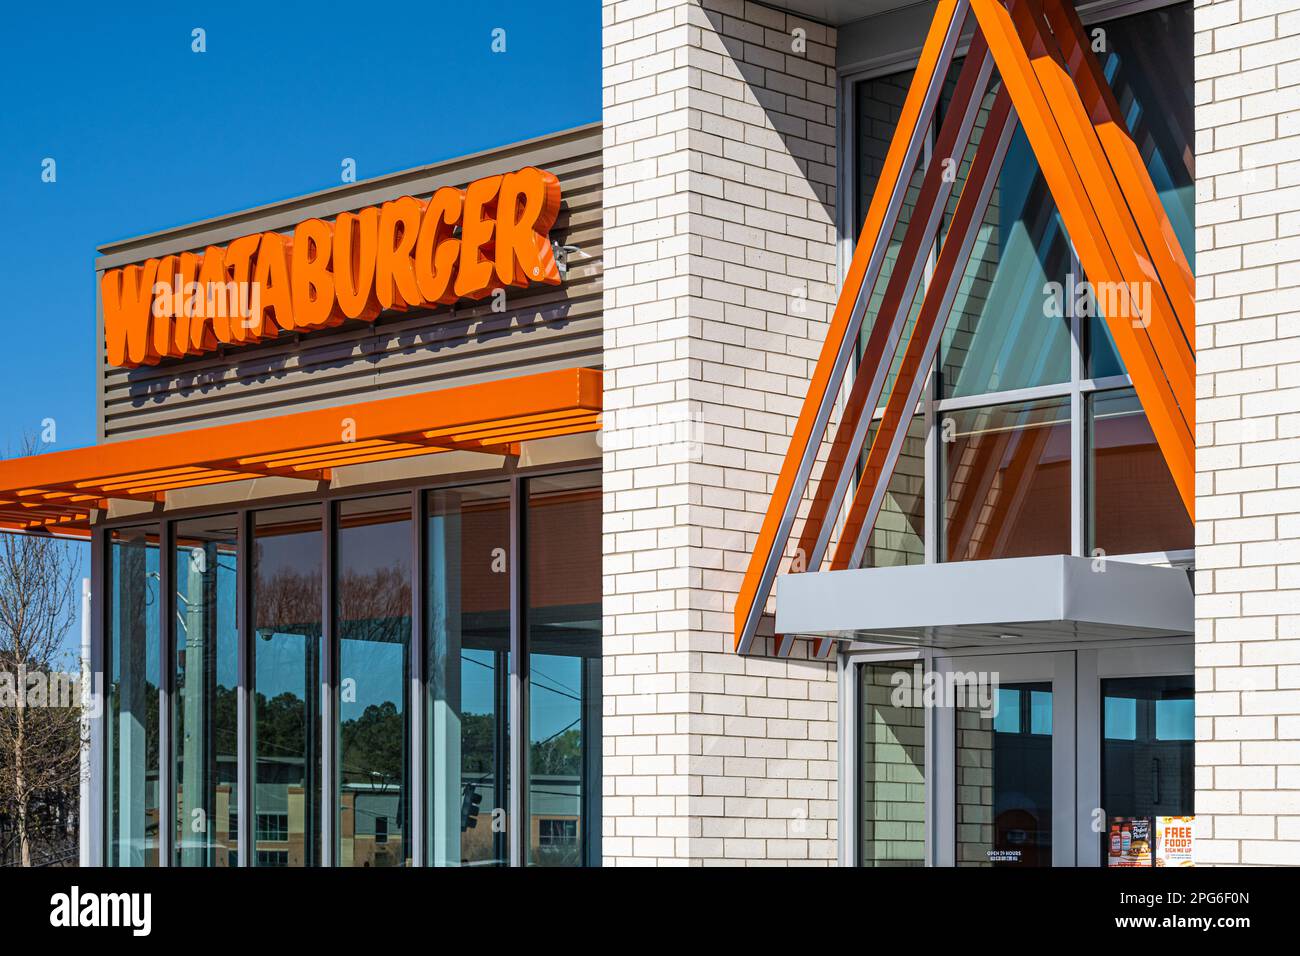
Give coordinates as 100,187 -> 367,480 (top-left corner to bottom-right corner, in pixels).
0,0 -> 1295,867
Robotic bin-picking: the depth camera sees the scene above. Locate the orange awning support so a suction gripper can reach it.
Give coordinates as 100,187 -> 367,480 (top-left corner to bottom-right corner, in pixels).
0,367 -> 601,536
736,0 -> 1194,657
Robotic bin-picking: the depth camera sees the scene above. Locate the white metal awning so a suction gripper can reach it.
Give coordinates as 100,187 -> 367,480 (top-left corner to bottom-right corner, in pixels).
775,555 -> 1193,649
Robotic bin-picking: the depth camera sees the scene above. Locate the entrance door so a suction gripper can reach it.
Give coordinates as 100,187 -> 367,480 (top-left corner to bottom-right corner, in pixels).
1076,643 -> 1195,867
933,651 -> 1076,867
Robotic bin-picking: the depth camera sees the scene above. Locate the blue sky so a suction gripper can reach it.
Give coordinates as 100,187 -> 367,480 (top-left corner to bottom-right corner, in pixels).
0,1 -> 602,653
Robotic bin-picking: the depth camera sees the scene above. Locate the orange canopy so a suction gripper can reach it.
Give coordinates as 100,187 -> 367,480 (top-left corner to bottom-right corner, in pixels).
0,367 -> 601,536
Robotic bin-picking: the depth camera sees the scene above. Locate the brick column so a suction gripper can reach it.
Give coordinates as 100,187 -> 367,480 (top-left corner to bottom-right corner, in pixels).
602,0 -> 839,865
1195,0 -> 1300,866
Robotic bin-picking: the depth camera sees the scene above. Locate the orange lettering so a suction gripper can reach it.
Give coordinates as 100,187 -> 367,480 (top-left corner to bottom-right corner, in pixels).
415,187 -> 463,305
151,254 -> 180,360
333,207 -> 381,322
102,168 -> 565,366
174,252 -> 203,356
290,218 -> 338,331
454,174 -> 503,300
251,232 -> 294,338
495,167 -> 562,287
191,246 -> 225,352
102,259 -> 160,368
219,234 -> 261,344
375,196 -> 424,311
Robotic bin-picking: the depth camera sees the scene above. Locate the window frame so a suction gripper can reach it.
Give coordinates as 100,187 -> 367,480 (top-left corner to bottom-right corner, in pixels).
835,0 -> 1194,572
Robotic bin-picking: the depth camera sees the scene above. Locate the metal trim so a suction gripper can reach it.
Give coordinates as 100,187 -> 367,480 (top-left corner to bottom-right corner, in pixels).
320,499 -> 336,866
157,519 -> 173,867
840,94 -> 1019,571
236,509 -> 251,866
409,490 -> 426,866
736,0 -> 971,654
508,475 -> 527,867
802,41 -> 996,574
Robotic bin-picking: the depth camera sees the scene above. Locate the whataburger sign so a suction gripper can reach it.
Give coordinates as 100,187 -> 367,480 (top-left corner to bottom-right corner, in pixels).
101,166 -> 563,368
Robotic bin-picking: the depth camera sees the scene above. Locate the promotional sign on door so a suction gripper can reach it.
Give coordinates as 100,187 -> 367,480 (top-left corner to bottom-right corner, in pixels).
1155,816 -> 1195,867
1108,815 -> 1195,867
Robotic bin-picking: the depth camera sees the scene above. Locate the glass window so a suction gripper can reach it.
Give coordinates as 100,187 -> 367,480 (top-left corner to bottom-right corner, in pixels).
941,397 -> 1071,561
1089,388 -> 1193,556
173,514 -> 239,866
854,69 -> 932,409
526,472 -> 601,867
861,415 -> 926,569
106,525 -> 161,867
940,126 -> 1073,399
427,481 -> 512,867
858,663 -> 925,866
957,682 -> 1053,867
1101,676 -> 1194,866
336,494 -> 412,868
251,504 -> 322,867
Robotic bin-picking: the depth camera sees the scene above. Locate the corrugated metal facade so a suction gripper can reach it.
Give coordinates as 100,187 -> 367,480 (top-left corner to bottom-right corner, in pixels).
95,124 -> 602,441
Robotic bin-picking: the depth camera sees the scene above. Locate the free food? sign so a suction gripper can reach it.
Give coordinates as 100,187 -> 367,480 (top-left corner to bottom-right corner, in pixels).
101,166 -> 563,368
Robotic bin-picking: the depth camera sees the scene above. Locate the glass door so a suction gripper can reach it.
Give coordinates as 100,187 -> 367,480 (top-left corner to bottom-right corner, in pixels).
1076,643 -> 1194,867
934,651 -> 1076,866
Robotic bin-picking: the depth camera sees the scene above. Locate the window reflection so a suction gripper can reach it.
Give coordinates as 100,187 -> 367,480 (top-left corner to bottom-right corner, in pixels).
942,398 -> 1071,561
861,416 -> 925,569
106,526 -> 161,867
958,683 -> 1053,867
859,664 -> 925,866
940,124 -> 1073,399
1101,676 -> 1195,865
427,482 -> 511,867
251,505 -> 322,867
1089,388 -> 1193,556
336,494 -> 411,867
173,515 -> 238,866
526,472 -> 601,867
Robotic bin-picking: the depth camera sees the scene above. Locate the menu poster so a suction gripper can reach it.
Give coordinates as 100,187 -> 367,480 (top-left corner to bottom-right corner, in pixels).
1107,816 -> 1153,867
1155,816 -> 1195,867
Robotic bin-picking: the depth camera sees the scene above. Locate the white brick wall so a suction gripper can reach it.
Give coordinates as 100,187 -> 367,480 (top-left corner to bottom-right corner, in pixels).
1195,0 -> 1300,866
602,0 -> 839,865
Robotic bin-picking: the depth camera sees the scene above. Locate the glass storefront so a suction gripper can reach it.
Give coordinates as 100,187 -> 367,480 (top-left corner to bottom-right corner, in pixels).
856,652 -> 1194,867
102,470 -> 601,867
172,515 -> 239,866
105,526 -> 161,867
336,495 -> 412,867
525,472 -> 601,867
427,481 -> 511,867
252,504 -> 323,867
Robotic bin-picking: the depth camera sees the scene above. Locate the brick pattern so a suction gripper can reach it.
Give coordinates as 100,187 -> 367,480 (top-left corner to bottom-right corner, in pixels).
859,663 -> 925,865
1195,0 -> 1300,866
601,0 -> 839,865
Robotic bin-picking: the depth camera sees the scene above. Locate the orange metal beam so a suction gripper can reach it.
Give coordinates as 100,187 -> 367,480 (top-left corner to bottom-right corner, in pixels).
794,34 -> 995,578
970,0 -> 1192,517
734,0 -> 971,654
833,90 -> 1018,572
1005,0 -> 1193,403
809,90 -> 1018,660
1040,0 -> 1195,341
